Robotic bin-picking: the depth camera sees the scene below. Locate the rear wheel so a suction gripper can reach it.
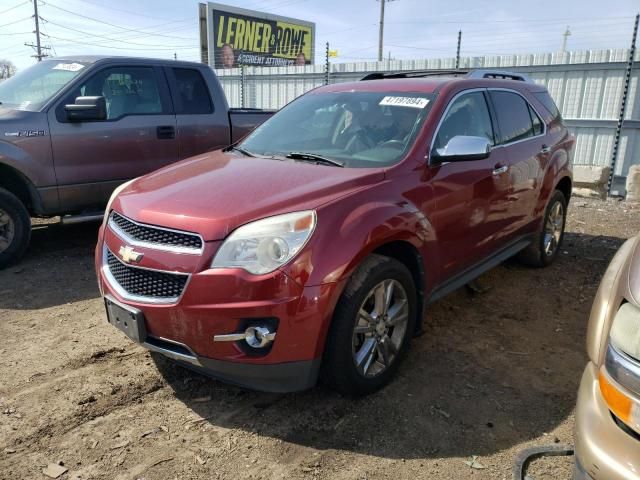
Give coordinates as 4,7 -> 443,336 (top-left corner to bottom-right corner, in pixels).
323,254 -> 416,396
517,189 -> 567,267
0,188 -> 31,269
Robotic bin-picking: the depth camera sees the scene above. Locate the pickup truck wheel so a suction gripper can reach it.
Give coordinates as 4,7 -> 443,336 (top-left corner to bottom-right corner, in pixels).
323,254 -> 416,396
517,189 -> 567,268
0,188 -> 31,269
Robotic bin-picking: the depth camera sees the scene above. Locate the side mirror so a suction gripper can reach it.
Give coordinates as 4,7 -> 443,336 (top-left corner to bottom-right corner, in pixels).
432,135 -> 492,162
64,96 -> 106,122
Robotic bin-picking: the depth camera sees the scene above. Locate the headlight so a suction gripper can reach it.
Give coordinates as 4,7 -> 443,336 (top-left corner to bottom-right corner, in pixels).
211,210 -> 316,275
599,302 -> 640,434
609,302 -> 640,360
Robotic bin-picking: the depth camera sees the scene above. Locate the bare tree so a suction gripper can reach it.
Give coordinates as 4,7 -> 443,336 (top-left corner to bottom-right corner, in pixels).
0,59 -> 17,80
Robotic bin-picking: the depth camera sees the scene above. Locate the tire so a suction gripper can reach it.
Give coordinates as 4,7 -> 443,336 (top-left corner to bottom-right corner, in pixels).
322,254 -> 417,396
517,189 -> 567,268
0,187 -> 31,270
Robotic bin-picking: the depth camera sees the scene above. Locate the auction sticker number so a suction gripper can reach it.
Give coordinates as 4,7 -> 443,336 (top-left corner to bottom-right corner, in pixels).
379,96 -> 430,109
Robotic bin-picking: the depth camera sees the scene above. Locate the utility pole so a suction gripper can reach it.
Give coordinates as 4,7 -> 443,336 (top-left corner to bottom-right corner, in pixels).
455,30 -> 462,70
561,26 -> 571,53
25,0 -> 47,61
377,0 -> 397,62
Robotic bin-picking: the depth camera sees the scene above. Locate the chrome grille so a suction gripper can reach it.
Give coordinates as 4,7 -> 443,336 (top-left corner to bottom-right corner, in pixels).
109,212 -> 203,252
106,249 -> 188,302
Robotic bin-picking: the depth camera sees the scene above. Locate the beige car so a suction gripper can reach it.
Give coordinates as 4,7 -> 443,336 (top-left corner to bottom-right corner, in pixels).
575,233 -> 640,479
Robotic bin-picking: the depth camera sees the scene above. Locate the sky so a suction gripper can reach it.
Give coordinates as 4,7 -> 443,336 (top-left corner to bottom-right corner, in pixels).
0,0 -> 638,72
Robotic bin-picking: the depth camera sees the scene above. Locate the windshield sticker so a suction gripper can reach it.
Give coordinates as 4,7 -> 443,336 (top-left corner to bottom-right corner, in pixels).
379,96 -> 430,109
52,62 -> 85,72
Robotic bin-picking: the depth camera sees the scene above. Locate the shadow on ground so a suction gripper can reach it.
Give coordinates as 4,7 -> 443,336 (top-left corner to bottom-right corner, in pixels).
0,221 -> 101,309
151,231 -> 625,460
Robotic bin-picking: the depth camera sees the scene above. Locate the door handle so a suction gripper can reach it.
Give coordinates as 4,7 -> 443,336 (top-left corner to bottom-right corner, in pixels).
492,165 -> 508,175
540,144 -> 551,154
156,125 -> 175,140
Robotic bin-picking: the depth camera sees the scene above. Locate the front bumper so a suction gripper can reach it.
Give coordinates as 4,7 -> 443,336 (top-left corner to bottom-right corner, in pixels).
574,363 -> 640,480
96,224 -> 344,393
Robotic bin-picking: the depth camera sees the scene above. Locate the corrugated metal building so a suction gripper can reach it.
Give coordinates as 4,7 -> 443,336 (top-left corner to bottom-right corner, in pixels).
216,48 -> 640,192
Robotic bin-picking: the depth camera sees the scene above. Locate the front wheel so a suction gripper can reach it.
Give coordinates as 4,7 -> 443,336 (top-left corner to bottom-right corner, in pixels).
322,254 -> 417,396
0,187 -> 31,270
517,189 -> 567,267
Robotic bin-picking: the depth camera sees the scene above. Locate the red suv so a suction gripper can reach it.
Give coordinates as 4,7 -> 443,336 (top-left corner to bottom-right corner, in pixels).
95,70 -> 574,396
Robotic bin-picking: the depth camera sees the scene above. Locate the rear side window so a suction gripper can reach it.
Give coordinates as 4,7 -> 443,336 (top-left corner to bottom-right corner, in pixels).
173,68 -> 213,114
433,91 -> 495,153
490,91 -> 536,144
533,91 -> 562,122
528,104 -> 544,136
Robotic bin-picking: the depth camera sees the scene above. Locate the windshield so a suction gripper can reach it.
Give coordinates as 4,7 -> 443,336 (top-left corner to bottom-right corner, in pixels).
0,60 -> 89,112
240,91 -> 435,168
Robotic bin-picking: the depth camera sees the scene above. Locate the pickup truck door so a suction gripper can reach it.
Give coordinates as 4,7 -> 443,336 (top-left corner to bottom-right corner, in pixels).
427,89 -> 512,278
48,65 -> 178,211
164,66 -> 231,159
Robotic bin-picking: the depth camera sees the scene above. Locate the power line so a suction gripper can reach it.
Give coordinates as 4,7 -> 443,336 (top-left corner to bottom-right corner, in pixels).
385,15 -> 635,25
62,0 -> 190,22
42,33 -> 199,51
0,0 -> 29,16
0,16 -> 32,28
40,17 -> 195,48
39,0 -> 198,40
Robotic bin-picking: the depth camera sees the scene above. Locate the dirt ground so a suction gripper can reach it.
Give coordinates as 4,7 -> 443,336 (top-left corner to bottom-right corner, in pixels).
1,197 -> 639,480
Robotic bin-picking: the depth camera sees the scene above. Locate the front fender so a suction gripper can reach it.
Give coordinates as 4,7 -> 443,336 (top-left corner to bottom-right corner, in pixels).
282,191 -> 437,291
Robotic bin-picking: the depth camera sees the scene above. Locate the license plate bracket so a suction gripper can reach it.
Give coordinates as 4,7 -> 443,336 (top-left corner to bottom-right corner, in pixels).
105,296 -> 146,343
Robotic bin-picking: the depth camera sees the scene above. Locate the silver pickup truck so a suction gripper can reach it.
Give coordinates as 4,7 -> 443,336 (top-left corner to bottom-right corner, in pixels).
0,55 -> 273,268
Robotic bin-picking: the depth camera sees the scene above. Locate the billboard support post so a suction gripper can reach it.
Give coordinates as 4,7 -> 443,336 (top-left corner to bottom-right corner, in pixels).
324,42 -> 330,85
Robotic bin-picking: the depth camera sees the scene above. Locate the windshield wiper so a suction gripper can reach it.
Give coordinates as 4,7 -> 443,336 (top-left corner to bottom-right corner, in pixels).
230,146 -> 255,157
286,152 -> 344,167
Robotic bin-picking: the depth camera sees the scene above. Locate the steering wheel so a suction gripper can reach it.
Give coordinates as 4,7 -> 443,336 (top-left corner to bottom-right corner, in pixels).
345,129 -> 375,152
378,140 -> 405,150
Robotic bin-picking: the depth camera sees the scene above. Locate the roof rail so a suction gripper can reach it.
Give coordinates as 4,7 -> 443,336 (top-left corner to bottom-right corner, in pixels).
466,69 -> 533,82
360,69 -> 468,81
360,68 -> 533,83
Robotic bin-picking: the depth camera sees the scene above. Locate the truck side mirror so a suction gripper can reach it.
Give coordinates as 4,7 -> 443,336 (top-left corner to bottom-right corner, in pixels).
64,96 -> 107,122
431,135 -> 492,163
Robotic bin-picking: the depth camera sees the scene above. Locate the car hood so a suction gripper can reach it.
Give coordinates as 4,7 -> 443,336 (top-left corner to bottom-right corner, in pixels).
113,150 -> 385,241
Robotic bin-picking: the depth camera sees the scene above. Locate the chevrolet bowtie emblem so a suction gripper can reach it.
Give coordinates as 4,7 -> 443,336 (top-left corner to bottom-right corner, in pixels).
119,245 -> 144,264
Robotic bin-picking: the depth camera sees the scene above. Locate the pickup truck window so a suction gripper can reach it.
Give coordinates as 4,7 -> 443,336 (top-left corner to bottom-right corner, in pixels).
0,60 -> 89,112
239,91 -> 435,168
172,68 -> 213,114
70,67 -> 165,120
432,91 -> 495,154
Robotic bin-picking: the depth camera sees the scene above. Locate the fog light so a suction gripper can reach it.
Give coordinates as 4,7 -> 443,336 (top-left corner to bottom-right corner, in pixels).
244,326 -> 276,348
213,325 -> 276,348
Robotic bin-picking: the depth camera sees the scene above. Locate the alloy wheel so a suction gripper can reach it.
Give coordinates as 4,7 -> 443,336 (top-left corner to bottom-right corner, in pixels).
352,279 -> 410,377
0,208 -> 15,254
543,201 -> 564,256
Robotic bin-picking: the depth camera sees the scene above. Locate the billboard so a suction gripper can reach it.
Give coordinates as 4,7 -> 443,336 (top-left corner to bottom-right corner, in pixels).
200,2 -> 315,68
